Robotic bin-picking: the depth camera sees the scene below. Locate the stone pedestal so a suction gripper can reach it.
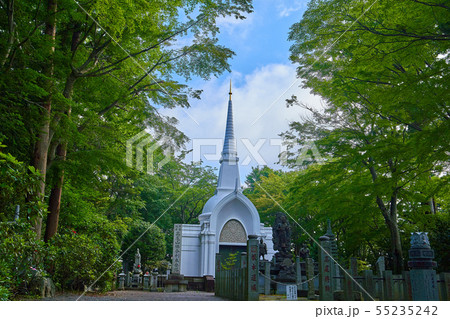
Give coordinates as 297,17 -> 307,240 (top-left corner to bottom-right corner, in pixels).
408,232 -> 438,301
410,269 -> 438,300
204,275 -> 215,292
143,273 -> 150,290
150,272 -> 158,291
164,274 -> 188,293
130,249 -> 143,289
118,272 -> 125,290
130,273 -> 142,289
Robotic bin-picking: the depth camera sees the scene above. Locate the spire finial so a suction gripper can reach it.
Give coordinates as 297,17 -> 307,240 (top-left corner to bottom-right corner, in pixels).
326,218 -> 334,236
221,80 -> 237,162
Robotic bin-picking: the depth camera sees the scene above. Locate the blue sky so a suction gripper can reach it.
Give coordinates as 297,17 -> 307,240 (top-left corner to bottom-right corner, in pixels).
161,1 -> 323,184
213,1 -> 306,75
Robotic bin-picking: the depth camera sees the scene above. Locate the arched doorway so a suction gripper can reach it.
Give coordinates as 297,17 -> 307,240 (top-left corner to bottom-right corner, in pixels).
218,219 -> 247,264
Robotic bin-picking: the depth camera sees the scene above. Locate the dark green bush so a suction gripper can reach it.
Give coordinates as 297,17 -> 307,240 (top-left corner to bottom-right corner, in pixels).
0,145 -> 44,223
47,219 -> 123,292
0,221 -> 47,299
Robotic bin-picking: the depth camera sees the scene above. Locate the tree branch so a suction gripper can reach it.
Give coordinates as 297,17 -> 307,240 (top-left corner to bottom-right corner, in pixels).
410,0 -> 450,10
86,15 -> 205,76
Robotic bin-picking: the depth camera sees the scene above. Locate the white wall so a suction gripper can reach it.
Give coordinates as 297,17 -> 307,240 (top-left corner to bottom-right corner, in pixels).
180,224 -> 201,276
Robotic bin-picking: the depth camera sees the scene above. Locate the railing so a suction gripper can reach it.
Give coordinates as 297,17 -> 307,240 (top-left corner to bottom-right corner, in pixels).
331,270 -> 449,301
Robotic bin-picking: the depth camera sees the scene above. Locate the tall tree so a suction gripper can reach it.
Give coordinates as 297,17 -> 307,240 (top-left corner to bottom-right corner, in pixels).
286,0 -> 449,272
31,0 -> 57,239
0,0 -> 254,240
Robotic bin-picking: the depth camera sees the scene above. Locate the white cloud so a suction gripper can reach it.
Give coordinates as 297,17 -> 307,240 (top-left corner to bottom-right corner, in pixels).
159,63 -> 323,182
216,14 -> 255,38
276,0 -> 307,17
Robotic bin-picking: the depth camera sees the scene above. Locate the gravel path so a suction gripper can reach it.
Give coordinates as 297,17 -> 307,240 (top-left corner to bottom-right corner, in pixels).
42,290 -> 226,301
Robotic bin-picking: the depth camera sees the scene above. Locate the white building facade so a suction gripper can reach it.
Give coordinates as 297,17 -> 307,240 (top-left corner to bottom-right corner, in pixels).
172,87 -> 274,277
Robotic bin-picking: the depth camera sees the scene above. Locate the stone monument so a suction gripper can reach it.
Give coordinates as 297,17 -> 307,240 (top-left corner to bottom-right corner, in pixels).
272,212 -> 296,293
318,235 -> 333,301
408,232 -> 438,301
325,219 -> 340,290
130,249 -> 143,288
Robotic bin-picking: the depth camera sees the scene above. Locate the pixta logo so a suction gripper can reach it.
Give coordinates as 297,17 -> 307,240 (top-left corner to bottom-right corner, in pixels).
126,131 -> 173,174
294,141 -> 325,167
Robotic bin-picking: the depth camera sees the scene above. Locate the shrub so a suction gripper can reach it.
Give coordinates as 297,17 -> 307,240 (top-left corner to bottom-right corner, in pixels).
47,222 -> 122,292
0,221 -> 46,299
0,144 -> 44,223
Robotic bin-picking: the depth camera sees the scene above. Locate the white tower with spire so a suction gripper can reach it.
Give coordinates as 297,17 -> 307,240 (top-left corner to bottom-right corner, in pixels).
217,81 -> 240,192
173,83 -> 274,277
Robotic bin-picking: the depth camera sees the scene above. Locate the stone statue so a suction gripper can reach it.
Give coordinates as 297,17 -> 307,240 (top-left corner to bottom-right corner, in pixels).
272,212 -> 296,282
273,212 -> 291,257
299,244 -> 310,261
259,238 -> 267,260
133,249 -> 142,274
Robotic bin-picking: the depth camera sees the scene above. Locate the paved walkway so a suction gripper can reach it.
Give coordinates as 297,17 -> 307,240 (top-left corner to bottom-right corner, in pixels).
43,290 -> 226,301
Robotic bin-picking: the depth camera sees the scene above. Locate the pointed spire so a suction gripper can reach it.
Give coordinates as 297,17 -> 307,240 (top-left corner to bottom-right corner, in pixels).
221,81 -> 237,162
325,218 -> 335,238
327,219 -> 332,234
216,81 -> 240,191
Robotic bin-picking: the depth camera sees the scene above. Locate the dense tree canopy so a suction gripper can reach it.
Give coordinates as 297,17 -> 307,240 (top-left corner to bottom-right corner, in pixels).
279,0 -> 449,273
0,0 -> 250,299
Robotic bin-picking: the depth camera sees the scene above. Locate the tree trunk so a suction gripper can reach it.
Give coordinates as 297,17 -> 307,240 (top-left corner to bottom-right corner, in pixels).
32,0 -> 57,239
44,72 -> 76,241
386,215 -> 403,274
44,143 -> 65,241
376,194 -> 403,274
368,159 -> 404,274
388,194 -> 403,274
1,0 -> 15,68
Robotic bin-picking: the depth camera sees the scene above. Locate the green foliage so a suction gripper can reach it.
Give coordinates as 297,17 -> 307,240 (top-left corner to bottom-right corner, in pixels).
121,220 -> 166,272
427,214 -> 450,273
0,144 -> 44,222
47,219 -> 123,291
357,260 -> 371,273
221,252 -> 240,270
244,166 -> 283,194
245,168 -> 294,226
156,160 -> 217,225
0,285 -> 9,301
48,232 -> 99,291
0,0 -> 253,298
0,221 -> 46,299
274,0 -> 450,272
